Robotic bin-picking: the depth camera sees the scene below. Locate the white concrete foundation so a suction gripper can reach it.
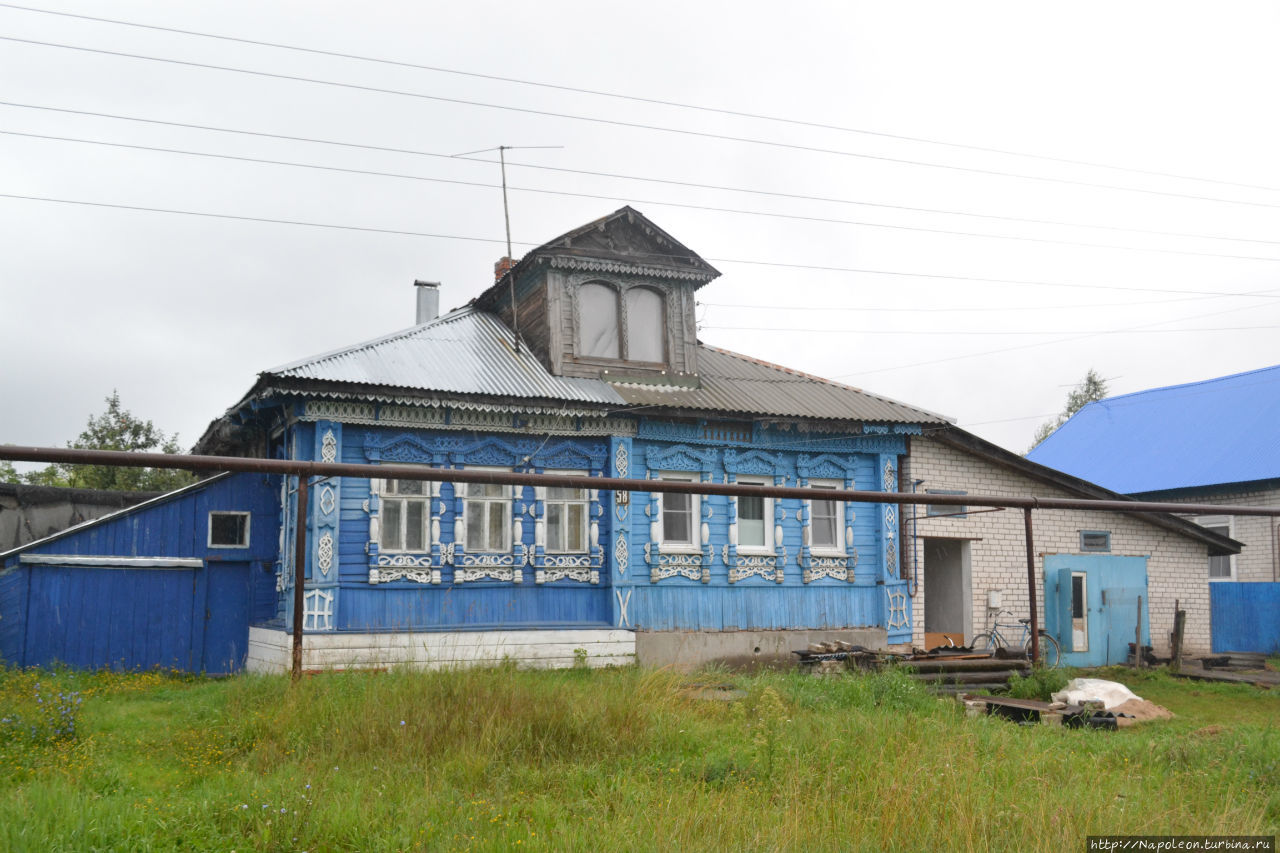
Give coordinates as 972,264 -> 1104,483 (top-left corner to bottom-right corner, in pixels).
246,626 -> 636,673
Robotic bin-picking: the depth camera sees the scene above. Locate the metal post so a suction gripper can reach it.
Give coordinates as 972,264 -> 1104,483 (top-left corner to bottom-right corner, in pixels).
1024,507 -> 1039,664
292,475 -> 309,681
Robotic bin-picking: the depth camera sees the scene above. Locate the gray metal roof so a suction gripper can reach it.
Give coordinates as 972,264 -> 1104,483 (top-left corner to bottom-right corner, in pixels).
265,308 -> 625,406
265,309 -> 945,425
607,346 -> 949,424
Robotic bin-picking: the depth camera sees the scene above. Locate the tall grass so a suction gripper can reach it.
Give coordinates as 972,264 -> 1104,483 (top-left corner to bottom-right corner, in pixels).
0,662 -> 1275,851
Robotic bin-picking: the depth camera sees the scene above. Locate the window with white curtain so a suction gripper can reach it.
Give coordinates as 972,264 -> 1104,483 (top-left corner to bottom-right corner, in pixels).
625,287 -> 664,363
464,480 -> 511,552
576,282 -> 665,364
545,473 -> 589,554
578,283 -> 620,359
379,476 -> 429,552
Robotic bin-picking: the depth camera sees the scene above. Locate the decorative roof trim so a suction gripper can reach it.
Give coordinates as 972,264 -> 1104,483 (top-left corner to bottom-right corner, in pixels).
548,255 -> 715,282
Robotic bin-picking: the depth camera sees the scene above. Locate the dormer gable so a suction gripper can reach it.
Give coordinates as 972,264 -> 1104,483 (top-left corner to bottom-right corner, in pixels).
476,207 -> 719,382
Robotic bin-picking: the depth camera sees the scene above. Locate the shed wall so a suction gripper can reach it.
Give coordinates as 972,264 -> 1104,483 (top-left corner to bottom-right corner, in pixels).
903,437 -> 1213,656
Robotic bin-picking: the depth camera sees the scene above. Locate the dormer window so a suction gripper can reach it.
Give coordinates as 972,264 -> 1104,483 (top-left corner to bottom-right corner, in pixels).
576,282 -> 665,365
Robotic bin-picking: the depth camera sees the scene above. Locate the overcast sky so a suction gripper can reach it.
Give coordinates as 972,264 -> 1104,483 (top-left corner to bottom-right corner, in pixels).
3,1 -> 1278,463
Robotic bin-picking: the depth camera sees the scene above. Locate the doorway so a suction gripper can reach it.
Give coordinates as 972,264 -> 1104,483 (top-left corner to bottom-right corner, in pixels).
923,539 -> 971,648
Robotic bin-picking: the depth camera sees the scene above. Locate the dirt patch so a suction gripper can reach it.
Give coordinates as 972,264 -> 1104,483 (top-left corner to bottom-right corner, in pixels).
1112,698 -> 1174,723
1191,724 -> 1225,738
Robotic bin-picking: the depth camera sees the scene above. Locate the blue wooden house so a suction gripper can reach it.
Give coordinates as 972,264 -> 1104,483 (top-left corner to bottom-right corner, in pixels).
3,208 -> 948,672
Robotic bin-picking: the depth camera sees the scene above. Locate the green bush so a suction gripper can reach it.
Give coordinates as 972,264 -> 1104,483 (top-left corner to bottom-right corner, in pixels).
1006,666 -> 1070,701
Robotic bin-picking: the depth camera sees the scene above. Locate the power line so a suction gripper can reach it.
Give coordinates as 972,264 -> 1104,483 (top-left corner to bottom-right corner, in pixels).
7,34 -> 1280,211
3,191 -> 1278,302
7,100 -> 1279,249
3,1 -> 1275,194
703,324 -> 1280,335
10,128 -> 1280,264
701,288 -> 1280,312
833,298 -> 1278,378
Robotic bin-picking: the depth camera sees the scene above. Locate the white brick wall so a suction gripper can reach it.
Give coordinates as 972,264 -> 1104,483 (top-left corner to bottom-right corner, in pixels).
1151,485 -> 1279,584
902,438 -> 1215,656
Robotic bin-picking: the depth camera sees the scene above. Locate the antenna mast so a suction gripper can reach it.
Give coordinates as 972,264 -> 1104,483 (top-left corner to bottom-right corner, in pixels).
498,145 -> 519,355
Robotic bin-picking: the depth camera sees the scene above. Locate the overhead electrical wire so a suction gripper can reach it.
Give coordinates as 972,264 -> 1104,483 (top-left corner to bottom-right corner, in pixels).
3,191 -> 1278,303
833,298 -> 1279,378
9,128 -> 1280,264
700,287 -> 1280,312
702,324 -> 1280,335
6,34 -> 1280,211
6,101 -> 1278,249
2,1 -> 1275,194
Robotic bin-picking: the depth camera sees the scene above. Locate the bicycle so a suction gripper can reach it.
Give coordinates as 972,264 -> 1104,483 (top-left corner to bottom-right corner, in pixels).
971,610 -> 1061,668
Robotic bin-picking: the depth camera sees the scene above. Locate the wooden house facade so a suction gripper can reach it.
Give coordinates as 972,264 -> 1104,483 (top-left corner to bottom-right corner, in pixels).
2,207 -> 1239,673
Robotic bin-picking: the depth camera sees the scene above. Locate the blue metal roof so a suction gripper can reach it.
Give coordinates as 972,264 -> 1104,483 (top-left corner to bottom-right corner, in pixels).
1027,364 -> 1280,494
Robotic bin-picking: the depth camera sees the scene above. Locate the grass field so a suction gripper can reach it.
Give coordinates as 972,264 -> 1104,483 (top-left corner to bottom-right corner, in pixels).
0,662 -> 1276,852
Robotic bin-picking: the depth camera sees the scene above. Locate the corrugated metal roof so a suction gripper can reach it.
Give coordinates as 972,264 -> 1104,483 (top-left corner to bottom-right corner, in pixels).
265,309 -> 944,425
608,346 -> 949,424
265,308 -> 626,406
1027,364 -> 1280,493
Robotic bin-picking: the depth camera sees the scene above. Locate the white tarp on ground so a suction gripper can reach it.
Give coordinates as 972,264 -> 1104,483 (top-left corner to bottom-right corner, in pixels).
1051,678 -> 1142,710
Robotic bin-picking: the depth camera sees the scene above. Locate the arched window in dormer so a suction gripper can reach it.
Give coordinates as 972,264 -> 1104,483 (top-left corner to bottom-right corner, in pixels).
625,287 -> 665,363
578,282 -> 620,359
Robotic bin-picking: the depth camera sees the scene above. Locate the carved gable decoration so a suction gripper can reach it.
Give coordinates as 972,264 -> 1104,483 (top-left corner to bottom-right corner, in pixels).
451,438 -> 521,468
797,453 -> 858,482
531,441 -> 606,472
723,449 -> 784,478
366,433 -> 436,464
644,444 -> 715,474
542,207 -> 720,282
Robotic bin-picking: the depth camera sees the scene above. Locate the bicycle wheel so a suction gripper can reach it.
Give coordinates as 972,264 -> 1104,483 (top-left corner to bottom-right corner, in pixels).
970,632 -> 999,655
1022,631 -> 1061,668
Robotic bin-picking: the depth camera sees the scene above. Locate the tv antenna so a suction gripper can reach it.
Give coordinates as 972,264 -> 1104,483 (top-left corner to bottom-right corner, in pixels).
451,144 -> 562,355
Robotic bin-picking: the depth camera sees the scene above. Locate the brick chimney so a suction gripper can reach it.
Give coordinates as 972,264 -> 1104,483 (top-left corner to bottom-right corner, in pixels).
494,256 -> 514,283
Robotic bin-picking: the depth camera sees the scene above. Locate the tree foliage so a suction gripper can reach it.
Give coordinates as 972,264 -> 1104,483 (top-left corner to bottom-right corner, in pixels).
5,392 -> 195,492
1028,368 -> 1109,452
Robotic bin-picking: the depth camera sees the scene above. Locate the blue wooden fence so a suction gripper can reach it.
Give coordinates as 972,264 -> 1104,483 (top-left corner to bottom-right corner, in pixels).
1210,582 -> 1280,654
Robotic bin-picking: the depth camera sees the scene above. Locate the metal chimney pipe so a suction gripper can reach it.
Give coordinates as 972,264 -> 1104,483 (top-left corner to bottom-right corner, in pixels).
414,280 -> 440,324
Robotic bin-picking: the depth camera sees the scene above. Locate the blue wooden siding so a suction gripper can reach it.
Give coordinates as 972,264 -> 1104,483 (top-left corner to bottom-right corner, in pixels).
1211,582 -> 1280,653
0,472 -> 280,672
299,423 -> 910,635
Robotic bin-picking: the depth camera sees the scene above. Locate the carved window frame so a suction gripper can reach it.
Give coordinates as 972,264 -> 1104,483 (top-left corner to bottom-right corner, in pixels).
374,472 -> 433,554
734,476 -> 774,556
543,468 -> 590,555
807,479 -> 847,558
460,466 -> 514,554
657,471 -> 700,554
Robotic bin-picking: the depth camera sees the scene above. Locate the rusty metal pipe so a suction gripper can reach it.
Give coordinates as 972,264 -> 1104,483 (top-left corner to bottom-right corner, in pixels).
292,475 -> 307,681
4,445 -> 1280,518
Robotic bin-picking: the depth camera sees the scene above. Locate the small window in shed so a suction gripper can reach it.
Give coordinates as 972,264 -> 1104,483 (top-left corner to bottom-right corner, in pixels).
1079,530 -> 1111,553
925,490 -> 967,519
209,512 -> 250,548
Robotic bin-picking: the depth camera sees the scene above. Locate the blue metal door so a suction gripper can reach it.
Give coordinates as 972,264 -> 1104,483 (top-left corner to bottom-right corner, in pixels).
1044,555 -> 1149,667
201,562 -> 251,675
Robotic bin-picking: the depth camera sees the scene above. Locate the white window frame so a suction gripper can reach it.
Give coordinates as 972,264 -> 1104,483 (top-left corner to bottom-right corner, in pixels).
208,511 -> 251,549
1195,515 -> 1236,582
376,473 -> 432,554
658,472 -> 700,554
735,476 -> 773,556
461,468 -> 513,554
544,469 -> 590,555
808,480 -> 846,558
